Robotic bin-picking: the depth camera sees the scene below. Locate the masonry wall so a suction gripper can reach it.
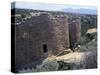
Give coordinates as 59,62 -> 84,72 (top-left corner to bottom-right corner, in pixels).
68,19 -> 81,49
15,13 -> 70,65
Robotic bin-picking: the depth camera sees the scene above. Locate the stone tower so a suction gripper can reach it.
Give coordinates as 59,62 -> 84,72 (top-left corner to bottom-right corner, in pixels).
15,13 -> 70,64
68,18 -> 81,49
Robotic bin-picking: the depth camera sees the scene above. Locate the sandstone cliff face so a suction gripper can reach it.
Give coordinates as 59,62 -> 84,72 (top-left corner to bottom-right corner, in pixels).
15,13 -> 81,65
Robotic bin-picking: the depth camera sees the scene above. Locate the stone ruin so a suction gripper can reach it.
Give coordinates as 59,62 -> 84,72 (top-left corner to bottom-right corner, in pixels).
14,13 -> 81,65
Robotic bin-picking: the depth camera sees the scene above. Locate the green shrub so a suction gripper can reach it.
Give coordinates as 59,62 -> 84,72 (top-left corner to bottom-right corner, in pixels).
36,60 -> 59,72
19,60 -> 59,73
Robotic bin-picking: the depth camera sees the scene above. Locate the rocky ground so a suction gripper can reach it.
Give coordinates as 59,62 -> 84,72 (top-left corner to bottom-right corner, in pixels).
46,50 -> 97,69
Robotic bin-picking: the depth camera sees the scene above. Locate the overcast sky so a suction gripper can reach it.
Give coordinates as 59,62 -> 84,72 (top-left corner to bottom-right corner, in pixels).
11,1 -> 97,11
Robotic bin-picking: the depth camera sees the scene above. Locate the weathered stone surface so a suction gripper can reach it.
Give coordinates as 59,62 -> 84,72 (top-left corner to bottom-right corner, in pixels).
15,13 -> 81,65
68,19 -> 81,49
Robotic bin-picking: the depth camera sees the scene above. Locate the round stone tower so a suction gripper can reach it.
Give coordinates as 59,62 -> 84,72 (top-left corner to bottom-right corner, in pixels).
15,13 -> 70,65
68,18 -> 81,49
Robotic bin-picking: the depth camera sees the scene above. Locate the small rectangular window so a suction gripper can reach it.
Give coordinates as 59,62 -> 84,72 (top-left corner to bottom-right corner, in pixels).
43,44 -> 48,53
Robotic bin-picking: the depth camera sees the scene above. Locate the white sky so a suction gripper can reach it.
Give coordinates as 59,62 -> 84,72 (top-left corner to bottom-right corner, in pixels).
12,1 -> 97,11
